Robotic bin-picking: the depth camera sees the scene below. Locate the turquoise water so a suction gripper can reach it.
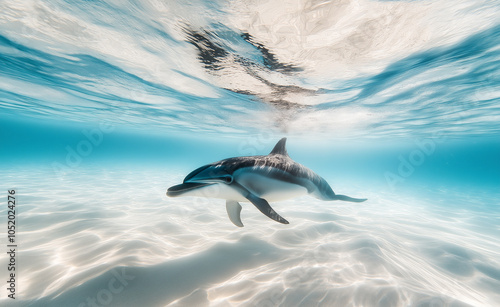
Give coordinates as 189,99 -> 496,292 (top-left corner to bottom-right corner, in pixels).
1,1 -> 500,306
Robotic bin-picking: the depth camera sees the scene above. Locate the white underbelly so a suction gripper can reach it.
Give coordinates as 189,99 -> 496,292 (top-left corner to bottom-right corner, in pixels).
181,183 -> 247,201
234,170 -> 307,202
181,171 -> 308,202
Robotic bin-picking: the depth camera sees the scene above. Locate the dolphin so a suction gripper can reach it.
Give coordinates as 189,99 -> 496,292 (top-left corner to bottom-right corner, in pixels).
167,138 -> 366,227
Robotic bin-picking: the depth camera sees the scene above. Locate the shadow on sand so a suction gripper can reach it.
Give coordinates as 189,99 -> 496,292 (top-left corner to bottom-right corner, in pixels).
26,236 -> 280,307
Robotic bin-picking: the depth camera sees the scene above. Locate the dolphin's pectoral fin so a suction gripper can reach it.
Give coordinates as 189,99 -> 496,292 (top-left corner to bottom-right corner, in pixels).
333,194 -> 367,203
246,193 -> 289,225
226,200 -> 244,227
231,182 -> 289,225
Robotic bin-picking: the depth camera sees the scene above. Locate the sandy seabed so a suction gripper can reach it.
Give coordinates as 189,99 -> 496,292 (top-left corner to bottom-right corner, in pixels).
0,166 -> 499,307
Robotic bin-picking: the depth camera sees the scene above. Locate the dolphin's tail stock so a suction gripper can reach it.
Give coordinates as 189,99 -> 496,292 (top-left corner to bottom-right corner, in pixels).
313,177 -> 367,203
332,194 -> 367,203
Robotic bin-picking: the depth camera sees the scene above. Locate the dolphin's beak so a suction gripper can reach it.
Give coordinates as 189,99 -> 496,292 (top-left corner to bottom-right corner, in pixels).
166,182 -> 215,197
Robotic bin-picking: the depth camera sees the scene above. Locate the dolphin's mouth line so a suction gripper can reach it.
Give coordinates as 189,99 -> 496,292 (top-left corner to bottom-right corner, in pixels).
167,182 -> 215,197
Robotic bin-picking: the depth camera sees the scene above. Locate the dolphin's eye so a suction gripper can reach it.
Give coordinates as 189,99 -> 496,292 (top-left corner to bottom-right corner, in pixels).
223,176 -> 233,184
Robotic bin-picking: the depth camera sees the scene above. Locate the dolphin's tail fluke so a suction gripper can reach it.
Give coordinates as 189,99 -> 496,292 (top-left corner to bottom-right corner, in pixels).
333,194 -> 367,202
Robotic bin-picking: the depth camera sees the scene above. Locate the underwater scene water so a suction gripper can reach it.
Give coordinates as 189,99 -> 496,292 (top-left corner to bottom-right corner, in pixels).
1,0 -> 500,306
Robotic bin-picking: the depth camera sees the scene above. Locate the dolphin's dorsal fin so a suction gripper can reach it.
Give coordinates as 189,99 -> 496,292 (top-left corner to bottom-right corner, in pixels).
269,138 -> 288,156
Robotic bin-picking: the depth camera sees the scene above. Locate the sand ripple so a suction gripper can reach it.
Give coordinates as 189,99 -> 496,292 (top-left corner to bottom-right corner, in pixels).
0,166 -> 499,306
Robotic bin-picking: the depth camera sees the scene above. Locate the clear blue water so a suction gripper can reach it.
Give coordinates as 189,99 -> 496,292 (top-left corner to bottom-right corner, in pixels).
0,1 -> 499,306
